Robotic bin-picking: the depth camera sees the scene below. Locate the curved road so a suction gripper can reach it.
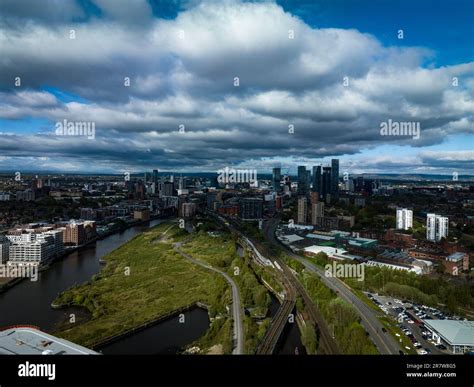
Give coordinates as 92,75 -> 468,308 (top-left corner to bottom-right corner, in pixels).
173,243 -> 244,355
264,217 -> 402,355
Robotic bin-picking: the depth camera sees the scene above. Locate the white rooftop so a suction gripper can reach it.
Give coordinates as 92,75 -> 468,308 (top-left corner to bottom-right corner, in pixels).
281,234 -> 304,243
304,245 -> 347,257
424,320 -> 474,346
0,326 -> 98,355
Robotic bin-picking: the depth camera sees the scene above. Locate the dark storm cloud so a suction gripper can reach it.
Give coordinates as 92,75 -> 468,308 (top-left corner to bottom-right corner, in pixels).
0,0 -> 472,173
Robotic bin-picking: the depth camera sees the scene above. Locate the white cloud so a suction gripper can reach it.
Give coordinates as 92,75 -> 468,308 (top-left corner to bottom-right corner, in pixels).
0,0 -> 472,173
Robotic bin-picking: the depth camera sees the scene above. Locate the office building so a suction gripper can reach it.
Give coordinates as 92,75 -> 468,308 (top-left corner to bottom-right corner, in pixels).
0,236 -> 10,264
344,178 -> 354,192
134,209 -> 150,221
161,181 -> 175,197
182,202 -> 197,218
60,221 -> 96,246
355,176 -> 364,192
0,192 -> 11,201
16,189 -> 35,201
312,166 -> 321,195
331,159 -> 339,197
426,214 -> 449,242
297,166 -> 308,195
272,167 -> 281,191
297,196 -> 308,224
178,176 -> 186,190
63,222 -> 86,246
396,208 -> 413,230
322,167 -> 332,201
7,230 -> 64,265
80,208 -> 96,220
444,252 -> 469,274
311,202 -> 324,226
239,198 -> 263,220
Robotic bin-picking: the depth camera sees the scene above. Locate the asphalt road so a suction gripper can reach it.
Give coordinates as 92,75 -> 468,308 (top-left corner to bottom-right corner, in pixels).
173,243 -> 244,355
264,217 -> 402,355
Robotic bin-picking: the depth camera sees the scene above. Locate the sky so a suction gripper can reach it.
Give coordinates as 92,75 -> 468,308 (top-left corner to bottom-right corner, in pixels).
0,0 -> 473,175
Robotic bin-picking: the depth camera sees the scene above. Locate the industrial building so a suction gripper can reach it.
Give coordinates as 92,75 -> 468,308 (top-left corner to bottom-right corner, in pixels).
423,320 -> 474,354
0,326 -> 98,355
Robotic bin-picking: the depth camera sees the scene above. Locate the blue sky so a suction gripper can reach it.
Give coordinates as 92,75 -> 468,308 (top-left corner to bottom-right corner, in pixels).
0,0 -> 472,174
278,0 -> 474,66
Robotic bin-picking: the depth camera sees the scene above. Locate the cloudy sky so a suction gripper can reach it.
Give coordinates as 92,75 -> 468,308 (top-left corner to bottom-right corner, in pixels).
0,0 -> 473,175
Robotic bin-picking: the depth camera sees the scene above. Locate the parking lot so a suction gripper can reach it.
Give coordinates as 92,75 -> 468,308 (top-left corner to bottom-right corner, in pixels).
364,292 -> 457,355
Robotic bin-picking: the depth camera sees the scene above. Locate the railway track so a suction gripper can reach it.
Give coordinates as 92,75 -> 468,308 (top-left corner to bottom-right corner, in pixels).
256,297 -> 296,354
207,211 -> 339,354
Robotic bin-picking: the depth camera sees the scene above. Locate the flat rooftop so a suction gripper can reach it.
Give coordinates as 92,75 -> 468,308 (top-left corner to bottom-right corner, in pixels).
0,326 -> 98,355
281,234 -> 304,243
424,320 -> 474,346
446,252 -> 467,262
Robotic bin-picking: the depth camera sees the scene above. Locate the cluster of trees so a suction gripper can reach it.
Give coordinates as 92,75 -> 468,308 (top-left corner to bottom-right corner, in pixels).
240,221 -> 265,242
230,256 -> 271,315
301,269 -> 378,354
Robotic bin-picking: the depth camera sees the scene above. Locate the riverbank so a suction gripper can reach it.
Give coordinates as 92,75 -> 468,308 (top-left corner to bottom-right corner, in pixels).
0,215 -> 166,294
93,302 -> 208,350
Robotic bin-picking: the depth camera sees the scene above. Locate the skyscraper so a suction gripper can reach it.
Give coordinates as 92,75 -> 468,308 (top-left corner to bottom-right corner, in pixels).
396,208 -> 413,230
272,167 -> 281,191
312,166 -> 321,195
322,166 -> 332,201
240,198 -> 263,220
297,196 -> 308,224
426,214 -> 449,242
331,159 -> 339,197
297,166 -> 307,195
306,169 -> 311,193
311,202 -> 324,226
152,169 -> 159,184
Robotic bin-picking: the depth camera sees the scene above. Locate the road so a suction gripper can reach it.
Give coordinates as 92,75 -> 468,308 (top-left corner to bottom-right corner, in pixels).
173,243 -> 244,355
264,217 -> 402,355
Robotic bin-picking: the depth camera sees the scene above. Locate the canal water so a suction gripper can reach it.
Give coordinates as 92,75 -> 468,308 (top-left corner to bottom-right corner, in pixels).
99,306 -> 210,355
268,294 -> 306,355
0,219 -> 164,331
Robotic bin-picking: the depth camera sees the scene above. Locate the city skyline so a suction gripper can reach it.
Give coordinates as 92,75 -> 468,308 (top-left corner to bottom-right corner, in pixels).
0,0 -> 473,174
